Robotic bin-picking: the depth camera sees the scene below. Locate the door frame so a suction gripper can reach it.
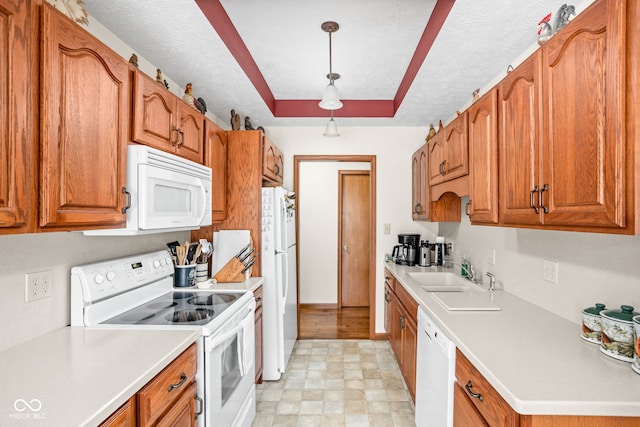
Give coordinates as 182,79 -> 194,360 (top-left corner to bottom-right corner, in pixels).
294,155 -> 377,340
337,169 -> 371,309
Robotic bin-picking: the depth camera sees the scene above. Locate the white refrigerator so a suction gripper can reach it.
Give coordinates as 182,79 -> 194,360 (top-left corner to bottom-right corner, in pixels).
261,187 -> 298,381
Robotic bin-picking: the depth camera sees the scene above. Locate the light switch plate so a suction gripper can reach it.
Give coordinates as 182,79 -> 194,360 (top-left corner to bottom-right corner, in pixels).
383,223 -> 391,234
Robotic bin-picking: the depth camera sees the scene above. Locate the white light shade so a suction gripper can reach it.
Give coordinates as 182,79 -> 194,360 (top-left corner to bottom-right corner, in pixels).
323,118 -> 340,137
319,82 -> 343,110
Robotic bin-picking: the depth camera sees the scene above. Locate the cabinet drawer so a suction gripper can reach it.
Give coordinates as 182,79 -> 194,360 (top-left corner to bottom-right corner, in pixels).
384,269 -> 396,293
394,281 -> 418,319
455,349 -> 518,427
137,344 -> 197,426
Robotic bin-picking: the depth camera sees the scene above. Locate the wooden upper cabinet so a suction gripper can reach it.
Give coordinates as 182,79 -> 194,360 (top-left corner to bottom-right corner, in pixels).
131,69 -> 204,164
0,0 -> 36,233
442,113 -> 469,181
428,114 -> 469,186
39,4 -> 129,230
262,135 -> 283,185
539,0 -> 625,229
468,89 -> 498,224
412,144 -> 429,220
204,119 -> 227,222
499,51 -> 543,226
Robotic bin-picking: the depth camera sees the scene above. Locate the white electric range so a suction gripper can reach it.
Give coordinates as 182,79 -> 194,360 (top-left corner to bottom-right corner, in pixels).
70,250 -> 256,427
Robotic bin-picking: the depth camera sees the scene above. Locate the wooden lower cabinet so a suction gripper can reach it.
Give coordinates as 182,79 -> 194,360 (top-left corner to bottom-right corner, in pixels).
454,349 -> 640,427
101,344 -> 199,427
384,269 -> 417,402
254,285 -> 264,384
99,398 -> 136,427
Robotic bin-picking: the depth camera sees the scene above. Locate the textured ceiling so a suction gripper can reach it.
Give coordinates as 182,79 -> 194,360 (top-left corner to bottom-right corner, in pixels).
84,0 -> 587,128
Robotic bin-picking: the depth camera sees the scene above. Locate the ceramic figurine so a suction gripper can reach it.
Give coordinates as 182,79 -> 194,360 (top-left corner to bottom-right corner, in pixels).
244,116 -> 255,130
472,89 -> 480,103
553,4 -> 575,34
195,97 -> 207,114
230,110 -> 241,130
537,13 -> 553,46
155,69 -> 164,84
426,124 -> 436,141
128,54 -> 139,68
183,83 -> 195,108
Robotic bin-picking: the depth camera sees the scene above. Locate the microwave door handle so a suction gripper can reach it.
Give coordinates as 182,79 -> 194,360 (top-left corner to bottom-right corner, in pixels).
197,179 -> 207,223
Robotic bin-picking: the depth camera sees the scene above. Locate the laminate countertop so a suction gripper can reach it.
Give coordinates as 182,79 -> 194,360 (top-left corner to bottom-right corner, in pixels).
0,327 -> 199,426
197,276 -> 264,293
384,262 -> 640,417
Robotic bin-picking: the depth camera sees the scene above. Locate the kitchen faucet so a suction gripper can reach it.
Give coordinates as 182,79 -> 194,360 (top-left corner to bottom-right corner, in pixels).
444,260 -> 481,284
486,272 -> 497,291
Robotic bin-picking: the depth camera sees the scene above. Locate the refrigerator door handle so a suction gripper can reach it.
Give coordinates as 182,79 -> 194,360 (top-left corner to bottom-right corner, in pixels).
280,252 -> 289,315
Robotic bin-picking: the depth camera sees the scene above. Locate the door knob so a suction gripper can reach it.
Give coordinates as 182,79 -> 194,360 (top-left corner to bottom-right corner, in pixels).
343,245 -> 348,252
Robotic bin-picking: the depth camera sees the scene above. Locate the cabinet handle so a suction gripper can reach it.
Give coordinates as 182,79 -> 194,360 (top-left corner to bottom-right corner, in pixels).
255,297 -> 262,302
121,187 -> 131,214
529,185 -> 540,214
465,381 -> 483,401
195,393 -> 204,419
414,204 -> 421,214
465,200 -> 471,217
384,290 -> 390,303
538,184 -> 549,214
441,160 -> 446,176
177,129 -> 185,147
400,315 -> 406,330
171,126 -> 180,146
275,163 -> 280,176
168,373 -> 188,392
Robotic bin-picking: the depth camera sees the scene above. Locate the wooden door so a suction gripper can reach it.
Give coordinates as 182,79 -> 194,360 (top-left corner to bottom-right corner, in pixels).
338,170 -> 370,308
204,119 -> 227,222
176,102 -> 204,164
540,0 -> 625,228
442,112 -> 469,181
40,4 -> 129,229
499,51 -> 543,226
428,133 -> 445,185
468,89 -> 499,224
411,144 -> 429,220
0,0 -> 36,232
131,69 -> 177,152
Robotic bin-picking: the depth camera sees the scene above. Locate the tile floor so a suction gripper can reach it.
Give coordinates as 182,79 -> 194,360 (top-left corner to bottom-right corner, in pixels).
252,340 -> 416,427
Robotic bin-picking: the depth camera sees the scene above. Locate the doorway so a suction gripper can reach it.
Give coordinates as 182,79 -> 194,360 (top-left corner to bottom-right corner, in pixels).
294,155 -> 377,340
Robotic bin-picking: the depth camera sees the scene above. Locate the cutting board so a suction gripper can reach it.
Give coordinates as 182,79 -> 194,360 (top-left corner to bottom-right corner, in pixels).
212,230 -> 251,276
432,292 -> 502,311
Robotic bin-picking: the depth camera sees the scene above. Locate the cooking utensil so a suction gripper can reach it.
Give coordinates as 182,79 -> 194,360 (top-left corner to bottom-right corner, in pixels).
176,246 -> 187,265
166,241 -> 180,257
241,260 -> 255,274
186,242 -> 198,264
191,244 -> 202,265
234,242 -> 252,259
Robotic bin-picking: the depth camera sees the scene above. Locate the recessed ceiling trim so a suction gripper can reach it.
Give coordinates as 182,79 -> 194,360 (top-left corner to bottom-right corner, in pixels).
196,0 -> 454,119
275,100 -> 395,118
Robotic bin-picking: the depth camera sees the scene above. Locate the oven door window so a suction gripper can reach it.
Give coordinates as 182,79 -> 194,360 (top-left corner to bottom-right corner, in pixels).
218,333 -> 241,405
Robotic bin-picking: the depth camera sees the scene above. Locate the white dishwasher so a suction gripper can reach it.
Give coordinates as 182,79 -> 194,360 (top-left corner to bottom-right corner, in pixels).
415,306 -> 456,427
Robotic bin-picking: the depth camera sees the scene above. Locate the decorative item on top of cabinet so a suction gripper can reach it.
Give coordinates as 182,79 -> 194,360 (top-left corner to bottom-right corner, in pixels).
0,0 -> 37,233
128,53 -> 138,67
131,68 -> 205,164
244,116 -> 254,130
230,109 -> 241,130
44,0 -> 88,25
500,0 -> 630,233
467,88 -> 498,224
40,3 -> 130,230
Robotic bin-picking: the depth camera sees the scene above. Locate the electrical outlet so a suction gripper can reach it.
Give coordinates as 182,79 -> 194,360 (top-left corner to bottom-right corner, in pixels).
488,248 -> 496,265
25,271 -> 53,302
543,260 -> 559,284
383,223 -> 391,235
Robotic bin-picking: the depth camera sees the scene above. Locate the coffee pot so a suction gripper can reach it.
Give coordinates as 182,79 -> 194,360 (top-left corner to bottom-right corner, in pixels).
393,234 -> 420,266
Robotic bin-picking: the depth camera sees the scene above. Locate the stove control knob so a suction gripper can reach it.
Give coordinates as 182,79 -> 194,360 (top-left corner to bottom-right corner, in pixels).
106,271 -> 116,281
94,274 -> 105,284
153,259 -> 160,268
164,256 -> 172,266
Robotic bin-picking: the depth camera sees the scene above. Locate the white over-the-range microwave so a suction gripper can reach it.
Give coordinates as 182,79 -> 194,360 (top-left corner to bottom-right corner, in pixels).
85,145 -> 212,236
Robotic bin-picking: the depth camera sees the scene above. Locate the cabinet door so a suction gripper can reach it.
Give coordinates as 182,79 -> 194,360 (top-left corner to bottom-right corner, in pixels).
401,309 -> 417,402
412,144 -> 429,220
384,282 -> 394,336
131,69 -> 178,152
40,4 -> 128,229
499,51 -> 543,226
442,112 -> 469,181
428,133 -> 446,186
100,398 -> 136,427
204,119 -> 227,222
176,102 -> 204,164
540,0 -> 625,228
154,381 -> 197,427
0,0 -> 36,232
262,136 -> 280,183
274,146 -> 284,184
468,89 -> 499,224
453,382 -> 489,427
390,292 -> 403,362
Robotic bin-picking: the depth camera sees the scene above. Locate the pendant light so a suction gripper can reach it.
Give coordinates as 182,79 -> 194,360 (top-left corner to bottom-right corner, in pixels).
323,111 -> 340,137
319,21 -> 343,110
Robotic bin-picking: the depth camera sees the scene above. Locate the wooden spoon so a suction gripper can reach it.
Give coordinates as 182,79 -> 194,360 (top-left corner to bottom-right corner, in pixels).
176,246 -> 187,265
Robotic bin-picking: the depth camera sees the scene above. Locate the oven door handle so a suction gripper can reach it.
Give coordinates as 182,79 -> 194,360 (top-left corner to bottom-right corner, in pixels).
206,304 -> 255,351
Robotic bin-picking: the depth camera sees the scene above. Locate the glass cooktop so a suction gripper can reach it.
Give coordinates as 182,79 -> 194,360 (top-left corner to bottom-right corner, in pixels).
103,290 -> 243,326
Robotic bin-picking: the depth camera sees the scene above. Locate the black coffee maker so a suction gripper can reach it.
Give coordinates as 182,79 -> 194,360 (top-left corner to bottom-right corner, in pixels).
392,234 -> 420,266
